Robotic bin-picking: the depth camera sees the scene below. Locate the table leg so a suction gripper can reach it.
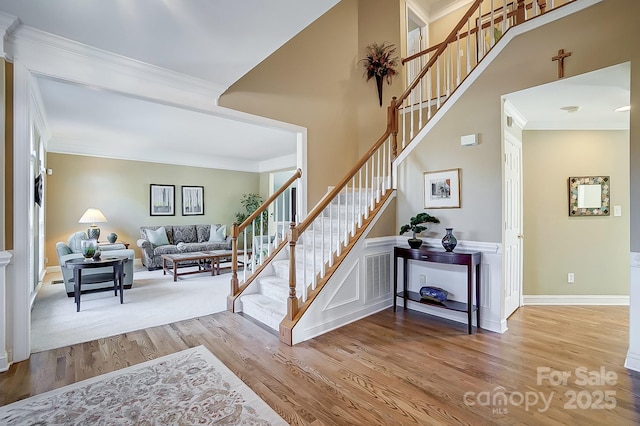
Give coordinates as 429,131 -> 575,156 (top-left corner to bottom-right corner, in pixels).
163,257 -> 167,276
118,262 -> 124,304
476,262 -> 481,332
211,257 -> 215,276
113,267 -> 118,296
74,269 -> 82,312
173,260 -> 178,282
403,258 -> 408,310
393,254 -> 398,312
467,265 -> 472,334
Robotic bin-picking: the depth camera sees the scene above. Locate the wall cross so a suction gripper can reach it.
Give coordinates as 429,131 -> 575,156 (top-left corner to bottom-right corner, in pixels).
552,49 -> 572,78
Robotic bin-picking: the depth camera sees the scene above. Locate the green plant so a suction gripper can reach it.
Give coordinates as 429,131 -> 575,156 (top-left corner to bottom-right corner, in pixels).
235,193 -> 268,231
399,212 -> 440,240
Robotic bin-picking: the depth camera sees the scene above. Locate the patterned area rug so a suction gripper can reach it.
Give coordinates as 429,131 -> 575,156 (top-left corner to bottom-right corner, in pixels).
0,346 -> 287,425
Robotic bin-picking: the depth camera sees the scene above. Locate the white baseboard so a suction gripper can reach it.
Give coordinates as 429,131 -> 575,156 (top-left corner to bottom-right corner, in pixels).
625,351 -> 640,372
523,295 -> 630,305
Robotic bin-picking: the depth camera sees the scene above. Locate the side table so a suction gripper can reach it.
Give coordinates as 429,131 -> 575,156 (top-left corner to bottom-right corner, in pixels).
65,256 -> 128,312
393,246 -> 481,334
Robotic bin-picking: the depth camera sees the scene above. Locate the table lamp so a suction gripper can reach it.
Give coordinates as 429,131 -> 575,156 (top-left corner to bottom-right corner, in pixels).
78,208 -> 108,241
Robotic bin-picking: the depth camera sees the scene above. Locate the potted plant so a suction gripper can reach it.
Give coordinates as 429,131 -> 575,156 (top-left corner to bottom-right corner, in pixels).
399,212 -> 440,249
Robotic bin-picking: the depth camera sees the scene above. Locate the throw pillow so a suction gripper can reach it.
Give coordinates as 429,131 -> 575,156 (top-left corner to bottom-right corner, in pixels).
67,231 -> 88,253
209,224 -> 227,242
147,226 -> 170,247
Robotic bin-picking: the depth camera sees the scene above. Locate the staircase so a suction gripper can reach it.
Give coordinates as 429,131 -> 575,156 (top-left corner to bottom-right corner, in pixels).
240,190 -> 373,331
228,0 -> 583,345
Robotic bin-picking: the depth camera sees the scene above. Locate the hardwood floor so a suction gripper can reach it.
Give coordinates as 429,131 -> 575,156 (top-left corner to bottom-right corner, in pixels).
1,306 -> 639,425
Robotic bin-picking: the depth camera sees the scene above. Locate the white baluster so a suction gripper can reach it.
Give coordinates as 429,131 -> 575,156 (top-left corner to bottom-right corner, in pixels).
436,56 -> 441,109
358,168 -> 363,227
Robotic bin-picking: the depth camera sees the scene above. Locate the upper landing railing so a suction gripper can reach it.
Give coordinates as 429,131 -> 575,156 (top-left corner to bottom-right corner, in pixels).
398,0 -> 573,153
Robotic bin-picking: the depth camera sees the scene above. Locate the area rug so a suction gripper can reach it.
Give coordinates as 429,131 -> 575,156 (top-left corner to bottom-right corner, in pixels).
31,268 -> 232,352
0,346 -> 287,425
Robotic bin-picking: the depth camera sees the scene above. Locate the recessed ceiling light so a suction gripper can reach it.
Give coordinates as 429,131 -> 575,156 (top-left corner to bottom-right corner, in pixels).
614,105 -> 631,112
560,106 -> 581,113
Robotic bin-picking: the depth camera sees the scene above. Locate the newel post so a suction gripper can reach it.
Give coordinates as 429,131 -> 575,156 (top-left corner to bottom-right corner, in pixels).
228,222 -> 239,311
286,222 -> 299,320
389,96 -> 399,158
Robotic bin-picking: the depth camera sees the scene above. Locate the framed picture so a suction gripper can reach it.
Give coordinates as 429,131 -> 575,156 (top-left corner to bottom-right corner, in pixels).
150,184 -> 175,216
424,168 -> 461,209
182,185 -> 204,216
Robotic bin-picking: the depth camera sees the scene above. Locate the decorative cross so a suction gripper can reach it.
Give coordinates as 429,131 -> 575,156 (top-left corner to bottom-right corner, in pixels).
552,49 -> 572,78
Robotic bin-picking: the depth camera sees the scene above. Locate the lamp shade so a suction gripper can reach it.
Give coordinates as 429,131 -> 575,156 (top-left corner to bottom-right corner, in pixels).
78,208 -> 108,225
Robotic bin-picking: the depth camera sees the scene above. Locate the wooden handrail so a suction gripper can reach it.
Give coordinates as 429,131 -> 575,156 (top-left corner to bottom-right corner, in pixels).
396,0 -> 483,106
233,168 -> 302,237
295,102 -> 395,237
401,0 -> 551,66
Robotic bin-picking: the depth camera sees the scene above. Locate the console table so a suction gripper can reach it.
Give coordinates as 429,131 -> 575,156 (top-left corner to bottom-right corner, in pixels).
393,246 -> 481,334
65,256 -> 128,312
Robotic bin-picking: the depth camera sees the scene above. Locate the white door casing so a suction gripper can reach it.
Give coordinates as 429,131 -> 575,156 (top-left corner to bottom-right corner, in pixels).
504,132 -> 523,318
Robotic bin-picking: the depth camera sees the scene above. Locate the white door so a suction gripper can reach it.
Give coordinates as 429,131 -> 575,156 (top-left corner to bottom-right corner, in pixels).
504,133 -> 523,318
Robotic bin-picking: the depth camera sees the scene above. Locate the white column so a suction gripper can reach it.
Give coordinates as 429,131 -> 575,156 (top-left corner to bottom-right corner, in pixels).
11,62 -> 32,362
626,253 -> 640,371
0,250 -> 12,371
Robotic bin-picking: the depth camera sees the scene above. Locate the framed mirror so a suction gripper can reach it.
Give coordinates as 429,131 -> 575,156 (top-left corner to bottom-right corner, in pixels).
568,176 -> 610,216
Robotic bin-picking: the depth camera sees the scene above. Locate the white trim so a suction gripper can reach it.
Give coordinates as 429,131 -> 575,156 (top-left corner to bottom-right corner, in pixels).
258,153 -> 297,174
395,235 -> 501,254
0,250 -> 12,372
523,295 -> 630,305
503,99 -> 528,129
627,252 -> 640,372
625,351 -> 640,372
12,63 -> 32,363
428,0 -> 473,23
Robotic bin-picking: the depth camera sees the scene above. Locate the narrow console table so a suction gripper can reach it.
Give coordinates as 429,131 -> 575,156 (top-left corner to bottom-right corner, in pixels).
393,246 -> 481,334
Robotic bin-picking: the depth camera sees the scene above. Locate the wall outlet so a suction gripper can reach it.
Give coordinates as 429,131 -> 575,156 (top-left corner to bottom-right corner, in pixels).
568,273 -> 575,283
419,275 -> 426,285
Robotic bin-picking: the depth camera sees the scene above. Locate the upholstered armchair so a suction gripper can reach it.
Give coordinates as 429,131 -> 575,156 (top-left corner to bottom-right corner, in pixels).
56,232 -> 135,297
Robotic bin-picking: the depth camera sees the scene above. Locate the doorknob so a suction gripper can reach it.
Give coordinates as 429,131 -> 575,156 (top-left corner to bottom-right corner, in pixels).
517,234 -> 524,239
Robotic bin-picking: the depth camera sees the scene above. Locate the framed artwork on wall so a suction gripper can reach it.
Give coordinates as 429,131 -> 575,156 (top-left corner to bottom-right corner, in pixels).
424,168 -> 461,209
150,184 -> 175,216
182,185 -> 204,216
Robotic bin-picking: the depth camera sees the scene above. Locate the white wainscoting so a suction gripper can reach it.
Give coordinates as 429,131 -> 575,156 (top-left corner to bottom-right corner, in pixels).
393,237 -> 505,334
0,250 -> 12,372
291,196 -> 396,345
626,252 -> 640,372
292,231 -> 505,344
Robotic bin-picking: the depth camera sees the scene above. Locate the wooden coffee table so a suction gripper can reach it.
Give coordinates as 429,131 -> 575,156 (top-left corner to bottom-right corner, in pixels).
161,252 -> 217,282
205,250 -> 249,275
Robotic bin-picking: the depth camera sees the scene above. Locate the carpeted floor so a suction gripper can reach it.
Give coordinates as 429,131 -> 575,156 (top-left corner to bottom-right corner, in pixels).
0,346 -> 287,425
31,266 -> 233,353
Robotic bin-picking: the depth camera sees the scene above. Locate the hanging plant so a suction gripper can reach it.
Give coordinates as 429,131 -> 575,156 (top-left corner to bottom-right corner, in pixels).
361,42 -> 399,106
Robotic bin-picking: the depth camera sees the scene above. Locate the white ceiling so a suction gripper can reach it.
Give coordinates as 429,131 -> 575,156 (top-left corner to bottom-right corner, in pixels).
0,0 -> 340,172
504,62 -> 630,130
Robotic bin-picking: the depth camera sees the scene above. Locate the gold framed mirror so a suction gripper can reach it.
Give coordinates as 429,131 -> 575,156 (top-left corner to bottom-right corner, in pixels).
568,176 -> 610,216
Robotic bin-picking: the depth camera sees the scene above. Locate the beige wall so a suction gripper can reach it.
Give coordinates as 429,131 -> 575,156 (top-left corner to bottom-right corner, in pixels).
397,0 -> 640,245
45,153 -> 259,266
220,0 -> 401,229
523,130 -> 629,295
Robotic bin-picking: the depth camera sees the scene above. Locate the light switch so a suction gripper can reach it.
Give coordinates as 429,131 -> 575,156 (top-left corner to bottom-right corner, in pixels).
614,205 -> 622,217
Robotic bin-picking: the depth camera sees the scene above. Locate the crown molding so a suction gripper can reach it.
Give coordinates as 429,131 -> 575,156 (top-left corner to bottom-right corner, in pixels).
503,99 -> 528,129
428,0 -> 473,23
6,23 -> 226,112
0,12 -> 19,59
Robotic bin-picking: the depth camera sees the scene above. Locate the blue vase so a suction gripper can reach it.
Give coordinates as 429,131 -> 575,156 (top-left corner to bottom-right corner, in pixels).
442,228 -> 457,252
